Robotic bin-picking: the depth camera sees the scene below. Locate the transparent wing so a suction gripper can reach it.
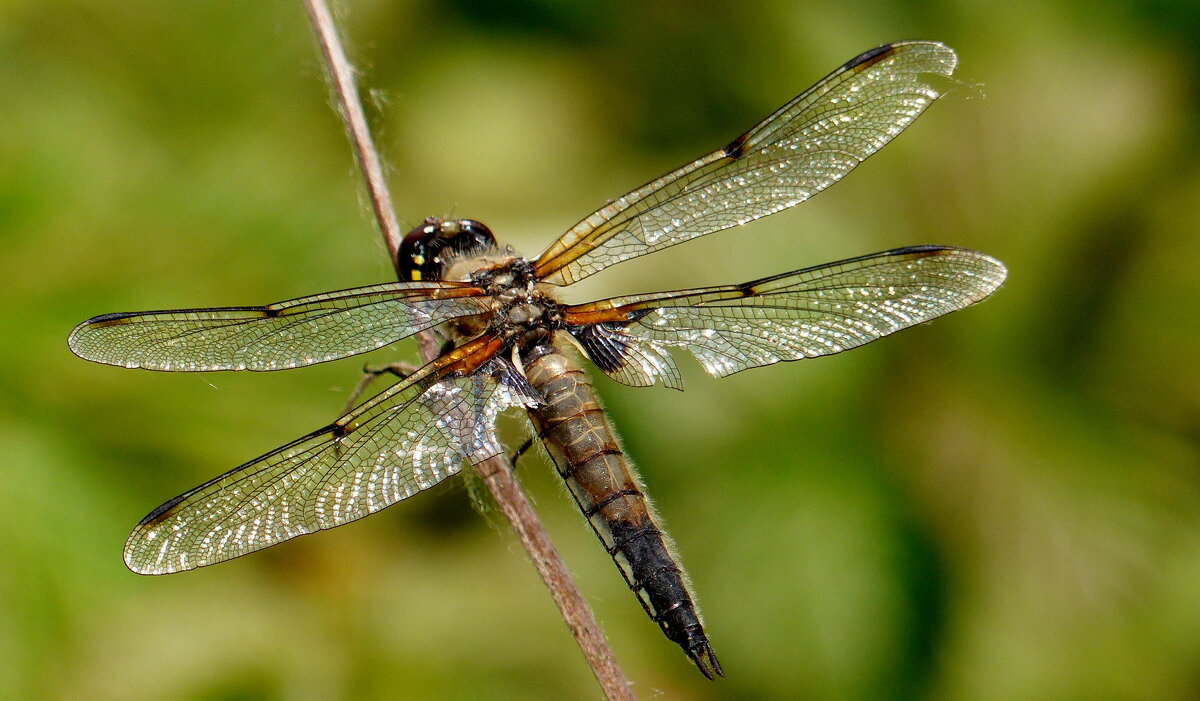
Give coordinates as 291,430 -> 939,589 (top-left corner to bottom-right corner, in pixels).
533,41 -> 958,286
564,246 -> 1006,388
69,281 -> 489,371
122,335 -> 534,574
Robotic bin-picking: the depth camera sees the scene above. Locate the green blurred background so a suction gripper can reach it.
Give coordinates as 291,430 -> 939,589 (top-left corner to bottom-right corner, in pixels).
3,1 -> 1198,699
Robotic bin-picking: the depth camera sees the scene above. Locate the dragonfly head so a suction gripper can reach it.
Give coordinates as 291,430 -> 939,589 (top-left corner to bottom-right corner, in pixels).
398,218 -> 498,282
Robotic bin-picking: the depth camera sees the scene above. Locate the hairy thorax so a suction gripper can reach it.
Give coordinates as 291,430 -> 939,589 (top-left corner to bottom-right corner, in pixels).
443,252 -> 565,354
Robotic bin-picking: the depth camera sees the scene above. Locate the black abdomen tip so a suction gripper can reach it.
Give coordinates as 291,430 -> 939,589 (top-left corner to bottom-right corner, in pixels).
688,641 -> 724,680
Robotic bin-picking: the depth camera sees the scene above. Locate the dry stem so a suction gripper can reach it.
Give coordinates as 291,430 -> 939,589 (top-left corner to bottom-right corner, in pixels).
302,0 -> 403,265
301,2 -> 634,698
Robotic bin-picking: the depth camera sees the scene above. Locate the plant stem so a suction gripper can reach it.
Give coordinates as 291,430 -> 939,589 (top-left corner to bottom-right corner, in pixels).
300,2 -> 635,698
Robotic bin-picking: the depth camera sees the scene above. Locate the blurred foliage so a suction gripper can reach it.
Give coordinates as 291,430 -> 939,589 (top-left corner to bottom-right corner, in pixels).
3,1 -> 1199,699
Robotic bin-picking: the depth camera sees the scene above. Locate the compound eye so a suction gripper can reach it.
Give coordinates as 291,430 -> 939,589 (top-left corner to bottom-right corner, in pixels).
455,219 -> 497,253
396,218 -> 496,281
459,219 -> 493,238
397,223 -> 439,281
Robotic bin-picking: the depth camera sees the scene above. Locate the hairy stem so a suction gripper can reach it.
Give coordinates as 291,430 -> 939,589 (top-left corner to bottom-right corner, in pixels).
301,2 -> 635,698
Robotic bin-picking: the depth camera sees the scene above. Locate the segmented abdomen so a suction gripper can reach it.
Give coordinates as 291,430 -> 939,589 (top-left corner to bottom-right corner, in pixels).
523,344 -> 722,678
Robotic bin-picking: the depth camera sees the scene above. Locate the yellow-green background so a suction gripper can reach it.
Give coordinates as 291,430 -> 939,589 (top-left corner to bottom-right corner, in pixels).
4,1 -> 1198,699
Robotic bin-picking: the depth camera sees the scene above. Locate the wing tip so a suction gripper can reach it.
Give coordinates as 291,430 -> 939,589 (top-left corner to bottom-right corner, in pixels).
122,553 -> 168,576
123,538 -> 178,577
76,311 -> 139,328
67,314 -> 123,360
903,245 -> 1008,297
122,496 -> 188,575
844,42 -> 899,71
845,40 -> 958,78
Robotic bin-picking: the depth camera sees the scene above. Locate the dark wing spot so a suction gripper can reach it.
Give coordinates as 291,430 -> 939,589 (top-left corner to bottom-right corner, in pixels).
569,312 -> 651,373
843,43 -> 897,72
734,280 -> 760,296
569,323 -> 632,374
723,132 -> 749,160
136,493 -> 189,528
84,312 -> 139,328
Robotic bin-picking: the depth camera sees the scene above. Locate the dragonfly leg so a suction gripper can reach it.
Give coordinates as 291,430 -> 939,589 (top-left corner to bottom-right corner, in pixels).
510,419 -> 565,469
509,435 -> 537,467
343,361 -> 421,414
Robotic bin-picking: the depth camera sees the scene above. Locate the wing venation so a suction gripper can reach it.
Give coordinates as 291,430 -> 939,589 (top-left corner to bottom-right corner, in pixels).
533,41 -> 958,285
69,282 -> 489,371
565,246 -> 1006,387
122,335 -> 533,574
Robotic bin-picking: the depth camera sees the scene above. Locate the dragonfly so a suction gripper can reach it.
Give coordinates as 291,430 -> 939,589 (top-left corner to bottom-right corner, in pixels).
69,41 -> 1005,679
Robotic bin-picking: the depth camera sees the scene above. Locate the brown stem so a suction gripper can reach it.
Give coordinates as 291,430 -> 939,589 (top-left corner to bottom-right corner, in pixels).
300,2 -> 635,698
302,0 -> 404,266
472,455 -> 635,699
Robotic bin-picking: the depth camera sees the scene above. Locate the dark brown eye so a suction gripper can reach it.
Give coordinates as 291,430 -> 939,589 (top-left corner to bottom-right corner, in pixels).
450,220 -> 496,258
397,219 -> 496,281
397,222 -> 440,281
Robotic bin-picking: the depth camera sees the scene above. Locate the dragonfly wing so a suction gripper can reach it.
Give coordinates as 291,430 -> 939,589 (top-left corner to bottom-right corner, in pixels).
122,335 -> 533,574
533,41 -> 958,286
69,281 -> 489,371
564,246 -> 1005,387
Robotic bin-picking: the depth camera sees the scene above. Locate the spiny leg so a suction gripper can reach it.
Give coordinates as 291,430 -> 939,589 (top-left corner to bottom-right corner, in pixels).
509,435 -> 538,467
343,361 -> 421,414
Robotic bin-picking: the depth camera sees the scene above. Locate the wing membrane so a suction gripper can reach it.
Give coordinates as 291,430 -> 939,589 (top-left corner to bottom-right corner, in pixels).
534,41 -> 958,286
123,334 -> 533,574
69,281 -> 489,371
565,246 -> 1006,388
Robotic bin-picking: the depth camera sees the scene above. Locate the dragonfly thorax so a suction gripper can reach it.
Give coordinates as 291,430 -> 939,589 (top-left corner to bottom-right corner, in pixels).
471,258 -> 564,351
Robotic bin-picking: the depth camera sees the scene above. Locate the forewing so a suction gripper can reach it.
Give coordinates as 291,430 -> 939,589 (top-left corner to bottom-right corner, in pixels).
533,41 -> 958,286
69,281 -> 489,371
122,335 -> 535,574
565,246 -> 1005,387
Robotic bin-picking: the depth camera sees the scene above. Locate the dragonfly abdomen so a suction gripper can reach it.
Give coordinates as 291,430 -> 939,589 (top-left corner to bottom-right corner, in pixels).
523,345 -> 723,679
